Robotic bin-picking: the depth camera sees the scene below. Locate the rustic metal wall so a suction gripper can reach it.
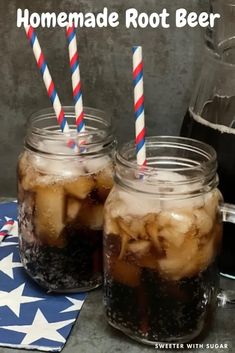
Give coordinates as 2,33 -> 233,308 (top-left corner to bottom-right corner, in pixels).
0,0 -> 207,195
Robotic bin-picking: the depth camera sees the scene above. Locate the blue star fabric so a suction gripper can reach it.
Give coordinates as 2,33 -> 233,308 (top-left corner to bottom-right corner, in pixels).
0,202 -> 87,352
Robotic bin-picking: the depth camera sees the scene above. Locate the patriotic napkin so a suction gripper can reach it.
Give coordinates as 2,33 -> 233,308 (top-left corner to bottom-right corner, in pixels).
0,201 -> 87,352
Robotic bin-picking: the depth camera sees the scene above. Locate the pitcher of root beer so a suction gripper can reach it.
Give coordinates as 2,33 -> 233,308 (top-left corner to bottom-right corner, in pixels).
18,107 -> 115,292
103,136 -> 235,344
181,0 -> 235,279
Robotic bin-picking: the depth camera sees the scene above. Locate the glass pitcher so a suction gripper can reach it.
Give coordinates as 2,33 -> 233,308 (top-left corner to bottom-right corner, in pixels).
181,0 -> 235,279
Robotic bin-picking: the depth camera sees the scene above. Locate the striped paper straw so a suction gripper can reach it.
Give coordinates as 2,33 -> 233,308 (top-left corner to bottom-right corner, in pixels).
132,46 -> 147,167
25,25 -> 78,152
0,218 -> 14,245
66,23 -> 85,133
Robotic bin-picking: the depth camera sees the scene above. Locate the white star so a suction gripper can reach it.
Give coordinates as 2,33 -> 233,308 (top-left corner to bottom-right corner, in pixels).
0,253 -> 22,279
0,309 -> 75,345
0,242 -> 18,248
4,217 -> 18,237
60,297 -> 85,313
0,283 -> 44,317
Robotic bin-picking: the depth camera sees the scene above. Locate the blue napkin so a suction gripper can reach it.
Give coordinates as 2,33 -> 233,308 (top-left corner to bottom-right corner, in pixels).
0,201 -> 87,352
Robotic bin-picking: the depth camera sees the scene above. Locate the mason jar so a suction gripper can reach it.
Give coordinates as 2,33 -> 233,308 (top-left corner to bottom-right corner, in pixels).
103,136 -> 235,344
18,107 -> 115,293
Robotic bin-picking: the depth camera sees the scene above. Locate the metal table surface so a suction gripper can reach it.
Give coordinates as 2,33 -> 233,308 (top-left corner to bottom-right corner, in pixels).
0,198 -> 234,353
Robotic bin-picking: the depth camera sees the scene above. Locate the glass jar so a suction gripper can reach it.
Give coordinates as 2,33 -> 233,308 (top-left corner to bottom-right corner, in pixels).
103,136 -> 235,344
18,107 -> 115,293
181,0 -> 235,279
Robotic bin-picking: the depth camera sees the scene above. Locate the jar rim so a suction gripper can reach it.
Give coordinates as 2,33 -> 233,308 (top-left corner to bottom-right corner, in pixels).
205,38 -> 235,68
115,136 -> 218,197
25,106 -> 115,157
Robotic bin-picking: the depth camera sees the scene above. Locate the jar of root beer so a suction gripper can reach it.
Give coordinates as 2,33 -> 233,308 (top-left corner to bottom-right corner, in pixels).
18,107 -> 115,292
103,136 -> 235,344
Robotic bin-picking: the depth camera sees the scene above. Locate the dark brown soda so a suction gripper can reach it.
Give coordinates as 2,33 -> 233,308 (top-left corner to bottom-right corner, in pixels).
18,189 -> 104,292
104,231 -> 219,343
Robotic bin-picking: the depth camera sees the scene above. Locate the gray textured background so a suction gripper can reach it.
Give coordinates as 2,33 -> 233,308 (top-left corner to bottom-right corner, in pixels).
0,0 -> 208,196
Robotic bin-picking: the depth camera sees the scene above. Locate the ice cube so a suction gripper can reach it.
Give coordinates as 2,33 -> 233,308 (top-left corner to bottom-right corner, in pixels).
143,213 -> 156,223
109,197 -> 128,219
129,218 -> 147,239
163,195 -> 204,210
111,258 -> 140,287
78,202 -> 104,229
95,166 -> 114,202
158,236 -> 198,280
117,217 -> 147,240
158,211 -> 193,247
194,208 -> 213,236
104,215 -> 120,235
21,164 -> 39,191
128,240 -> 151,257
34,185 -> 65,245
204,190 -> 221,220
38,140 -> 74,154
118,231 -> 129,259
145,220 -> 162,251
19,151 -> 80,188
84,156 -> 112,173
64,175 -> 95,199
117,218 -> 133,238
66,197 -> 82,222
34,155 -> 86,180
111,190 -> 161,218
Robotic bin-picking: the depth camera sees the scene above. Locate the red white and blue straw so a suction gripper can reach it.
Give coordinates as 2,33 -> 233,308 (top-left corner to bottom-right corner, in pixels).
66,23 -> 85,134
132,46 -> 147,167
24,25 -> 78,152
0,218 -> 14,245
